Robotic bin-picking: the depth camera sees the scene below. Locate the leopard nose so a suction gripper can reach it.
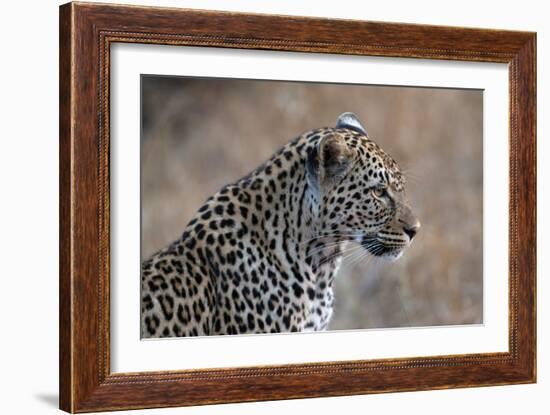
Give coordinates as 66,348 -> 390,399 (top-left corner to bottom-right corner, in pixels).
403,220 -> 420,241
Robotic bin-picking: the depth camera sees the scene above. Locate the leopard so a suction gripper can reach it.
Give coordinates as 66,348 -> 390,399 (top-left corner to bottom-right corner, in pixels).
141,112 -> 420,338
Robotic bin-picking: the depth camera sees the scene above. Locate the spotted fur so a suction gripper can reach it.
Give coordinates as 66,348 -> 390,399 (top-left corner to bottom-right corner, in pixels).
141,112 -> 420,337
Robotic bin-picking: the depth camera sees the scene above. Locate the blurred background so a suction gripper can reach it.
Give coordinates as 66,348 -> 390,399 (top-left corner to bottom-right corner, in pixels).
141,75 -> 483,330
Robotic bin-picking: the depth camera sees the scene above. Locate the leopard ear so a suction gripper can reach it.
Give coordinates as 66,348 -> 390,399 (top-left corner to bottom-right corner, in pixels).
306,133 -> 354,196
336,112 -> 368,136
318,133 -> 354,184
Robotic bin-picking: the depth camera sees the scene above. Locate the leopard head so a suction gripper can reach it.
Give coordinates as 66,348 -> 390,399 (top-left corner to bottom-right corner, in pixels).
306,112 -> 420,261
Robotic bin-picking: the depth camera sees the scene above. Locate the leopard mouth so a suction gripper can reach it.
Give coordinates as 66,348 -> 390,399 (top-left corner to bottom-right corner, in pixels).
360,236 -> 406,260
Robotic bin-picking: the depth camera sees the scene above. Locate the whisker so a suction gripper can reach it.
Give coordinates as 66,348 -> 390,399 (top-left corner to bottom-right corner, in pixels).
317,243 -> 365,266
304,241 -> 351,258
370,245 -> 385,256
297,232 -> 361,246
344,249 -> 370,269
316,244 -> 362,265
302,236 -> 372,259
340,245 -> 364,261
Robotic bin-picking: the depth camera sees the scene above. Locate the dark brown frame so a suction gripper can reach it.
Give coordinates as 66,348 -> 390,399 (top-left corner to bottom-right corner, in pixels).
59,2 -> 536,412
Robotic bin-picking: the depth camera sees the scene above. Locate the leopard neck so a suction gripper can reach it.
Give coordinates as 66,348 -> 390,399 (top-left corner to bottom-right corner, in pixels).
234,132 -> 345,283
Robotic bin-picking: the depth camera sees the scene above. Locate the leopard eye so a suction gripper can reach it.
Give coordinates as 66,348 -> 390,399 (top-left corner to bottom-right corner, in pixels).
373,187 -> 387,198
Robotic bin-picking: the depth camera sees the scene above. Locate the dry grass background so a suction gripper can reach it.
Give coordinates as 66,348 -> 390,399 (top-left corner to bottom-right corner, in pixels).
141,76 -> 483,330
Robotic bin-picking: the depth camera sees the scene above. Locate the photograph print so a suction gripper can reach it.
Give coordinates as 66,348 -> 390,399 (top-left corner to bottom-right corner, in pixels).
140,76 -> 483,338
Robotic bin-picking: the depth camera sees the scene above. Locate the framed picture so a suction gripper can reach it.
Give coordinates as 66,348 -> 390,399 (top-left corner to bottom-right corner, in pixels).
59,2 -> 536,412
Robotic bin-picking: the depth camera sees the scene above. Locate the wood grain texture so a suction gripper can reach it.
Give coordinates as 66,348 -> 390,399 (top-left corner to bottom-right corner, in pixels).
59,3 -> 73,411
59,2 -> 537,412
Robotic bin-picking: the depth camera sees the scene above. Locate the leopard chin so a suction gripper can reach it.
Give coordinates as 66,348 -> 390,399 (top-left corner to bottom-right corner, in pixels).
370,245 -> 406,261
380,248 -> 405,261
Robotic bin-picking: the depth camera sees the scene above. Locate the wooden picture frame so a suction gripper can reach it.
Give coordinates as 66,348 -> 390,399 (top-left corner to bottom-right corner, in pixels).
59,2 -> 536,412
